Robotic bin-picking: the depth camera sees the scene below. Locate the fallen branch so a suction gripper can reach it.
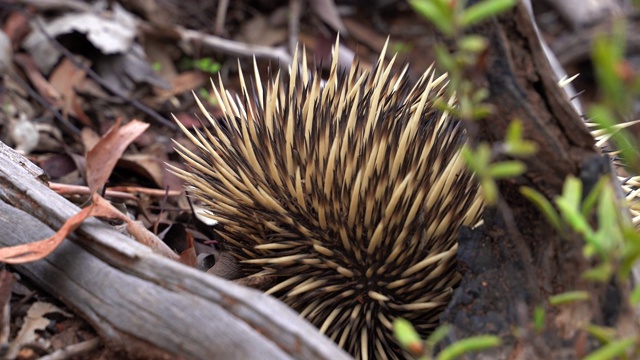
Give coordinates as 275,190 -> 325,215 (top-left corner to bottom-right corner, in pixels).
0,141 -> 350,360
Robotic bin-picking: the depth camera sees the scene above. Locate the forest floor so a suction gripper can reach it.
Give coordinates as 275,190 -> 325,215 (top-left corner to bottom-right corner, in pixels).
0,0 -> 635,358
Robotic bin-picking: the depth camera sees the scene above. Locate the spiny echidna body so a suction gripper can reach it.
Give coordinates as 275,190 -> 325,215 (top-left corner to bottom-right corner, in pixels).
172,42 -> 483,359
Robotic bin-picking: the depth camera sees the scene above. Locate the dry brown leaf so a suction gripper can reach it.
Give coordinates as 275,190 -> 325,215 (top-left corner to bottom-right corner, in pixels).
85,118 -> 149,194
49,57 -> 90,125
2,10 -> 31,47
13,53 -> 61,106
88,196 -> 179,260
80,127 -> 101,152
0,191 -> 183,264
0,204 -> 93,264
120,153 -> 168,188
178,231 -> 197,267
153,71 -> 207,103
35,153 -> 77,178
0,194 -> 129,264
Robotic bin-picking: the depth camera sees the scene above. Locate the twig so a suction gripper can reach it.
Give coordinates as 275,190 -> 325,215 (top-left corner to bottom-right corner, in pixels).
288,0 -> 302,54
173,26 -> 292,65
37,338 -> 101,360
213,0 -> 229,36
49,183 -> 182,199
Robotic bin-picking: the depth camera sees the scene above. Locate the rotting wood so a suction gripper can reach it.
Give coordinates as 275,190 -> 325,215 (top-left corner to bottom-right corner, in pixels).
0,141 -> 351,360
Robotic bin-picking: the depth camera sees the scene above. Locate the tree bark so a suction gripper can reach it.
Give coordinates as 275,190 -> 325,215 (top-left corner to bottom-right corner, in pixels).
441,1 -> 638,358
0,141 -> 350,360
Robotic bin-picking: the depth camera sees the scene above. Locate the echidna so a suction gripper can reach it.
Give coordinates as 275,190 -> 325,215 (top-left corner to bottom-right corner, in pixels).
172,41 -> 484,359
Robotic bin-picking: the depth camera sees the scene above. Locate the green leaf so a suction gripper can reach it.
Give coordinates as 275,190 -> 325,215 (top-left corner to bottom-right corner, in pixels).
476,144 -> 491,166
506,120 -> 523,144
472,88 -> 489,103
458,35 -> 488,53
426,324 -> 451,348
393,318 -> 424,356
582,263 -> 613,282
561,176 -> 583,211
533,305 -> 545,333
194,58 -> 222,74
481,177 -> 498,205
583,243 -> 597,259
630,286 -> 640,305
461,146 -> 478,173
585,324 -> 616,344
581,177 -> 606,216
410,0 -> 455,35
591,21 -> 628,111
488,161 -> 525,178
582,338 -> 635,360
459,92 -> 473,120
461,0 -> 516,27
503,121 -> 539,156
593,185 -> 621,256
435,45 -> 455,72
471,104 -> 493,120
557,197 -> 594,239
461,144 -> 491,174
506,141 -> 538,156
549,291 -> 590,305
437,335 -> 501,360
520,187 -> 562,231
555,178 -> 595,240
620,231 -> 640,279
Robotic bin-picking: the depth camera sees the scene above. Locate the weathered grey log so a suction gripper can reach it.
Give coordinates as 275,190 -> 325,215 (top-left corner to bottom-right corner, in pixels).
0,141 -> 351,360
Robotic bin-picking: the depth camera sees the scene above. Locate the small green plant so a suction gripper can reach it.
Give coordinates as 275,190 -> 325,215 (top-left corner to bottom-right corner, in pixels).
411,1 -> 640,359
394,319 -> 501,360
522,175 -> 640,283
193,57 -> 222,75
532,305 -> 545,333
397,1 -> 518,357
179,57 -> 222,75
411,0 -> 516,121
583,324 -> 636,360
522,172 -> 640,357
548,290 -> 590,306
197,87 -> 218,107
411,0 -> 523,205
462,120 -> 537,203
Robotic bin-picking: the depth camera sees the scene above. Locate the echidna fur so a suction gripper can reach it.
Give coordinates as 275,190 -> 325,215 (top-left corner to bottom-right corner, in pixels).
172,40 -> 481,359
